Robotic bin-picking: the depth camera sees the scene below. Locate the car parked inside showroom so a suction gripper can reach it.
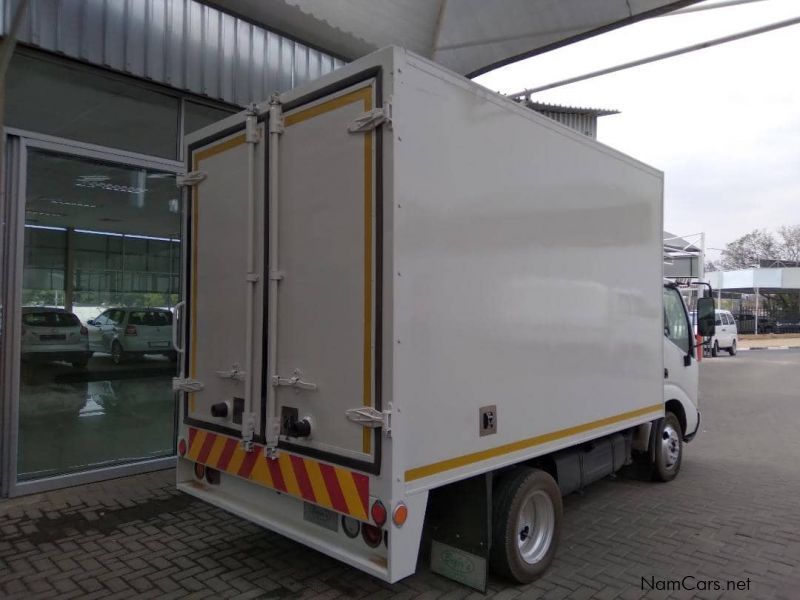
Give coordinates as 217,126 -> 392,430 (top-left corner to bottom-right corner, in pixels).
87,307 -> 175,364
21,307 -> 92,368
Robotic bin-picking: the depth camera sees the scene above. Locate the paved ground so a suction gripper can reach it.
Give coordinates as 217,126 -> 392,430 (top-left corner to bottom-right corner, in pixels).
736,335 -> 800,349
2,350 -> 799,599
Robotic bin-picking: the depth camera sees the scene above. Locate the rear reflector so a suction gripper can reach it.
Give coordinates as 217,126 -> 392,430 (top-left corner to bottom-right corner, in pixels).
194,463 -> 206,480
392,503 -> 408,527
371,500 -> 387,527
362,523 -> 382,548
178,439 -> 187,456
205,467 -> 221,485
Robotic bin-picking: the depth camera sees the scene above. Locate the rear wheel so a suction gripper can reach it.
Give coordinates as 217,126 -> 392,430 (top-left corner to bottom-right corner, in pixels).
490,467 -> 562,583
711,340 -> 719,357
728,340 -> 737,356
653,412 -> 683,482
111,341 -> 126,365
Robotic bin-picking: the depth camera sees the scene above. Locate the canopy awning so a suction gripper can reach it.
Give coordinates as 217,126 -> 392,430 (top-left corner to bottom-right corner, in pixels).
208,0 -> 699,77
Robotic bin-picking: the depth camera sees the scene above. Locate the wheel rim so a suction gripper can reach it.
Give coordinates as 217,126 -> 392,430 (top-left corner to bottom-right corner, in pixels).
516,489 -> 555,565
661,423 -> 681,469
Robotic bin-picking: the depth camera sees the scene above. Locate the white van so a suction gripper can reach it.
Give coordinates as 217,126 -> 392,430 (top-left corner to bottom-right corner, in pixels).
710,309 -> 738,357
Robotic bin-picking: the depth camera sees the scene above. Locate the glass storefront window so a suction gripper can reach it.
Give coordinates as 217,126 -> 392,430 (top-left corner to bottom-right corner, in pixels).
17,147 -> 180,480
184,100 -> 237,136
6,53 -> 180,159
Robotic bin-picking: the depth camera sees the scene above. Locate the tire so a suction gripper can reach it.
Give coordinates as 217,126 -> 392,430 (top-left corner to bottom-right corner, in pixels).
490,467 -> 562,583
653,412 -> 683,482
111,341 -> 126,365
711,340 -> 719,357
728,340 -> 737,356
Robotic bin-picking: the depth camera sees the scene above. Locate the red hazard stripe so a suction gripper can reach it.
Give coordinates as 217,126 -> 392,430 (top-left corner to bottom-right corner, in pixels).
353,472 -> 369,513
319,463 -> 349,514
238,449 -> 259,478
196,432 -> 217,464
267,458 -> 287,492
290,455 -> 316,502
217,438 -> 238,471
188,428 -> 197,448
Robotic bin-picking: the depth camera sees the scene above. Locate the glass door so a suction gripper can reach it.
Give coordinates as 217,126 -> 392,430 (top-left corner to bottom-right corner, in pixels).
8,136 -> 182,491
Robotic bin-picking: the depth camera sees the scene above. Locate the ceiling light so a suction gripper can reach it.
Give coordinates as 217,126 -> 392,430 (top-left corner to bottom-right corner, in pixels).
50,199 -> 97,208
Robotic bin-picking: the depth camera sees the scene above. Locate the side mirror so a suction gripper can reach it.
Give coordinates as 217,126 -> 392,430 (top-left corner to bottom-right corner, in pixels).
696,297 -> 716,337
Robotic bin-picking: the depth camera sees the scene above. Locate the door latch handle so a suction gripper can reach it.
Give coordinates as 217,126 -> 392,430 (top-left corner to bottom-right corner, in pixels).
272,369 -> 317,391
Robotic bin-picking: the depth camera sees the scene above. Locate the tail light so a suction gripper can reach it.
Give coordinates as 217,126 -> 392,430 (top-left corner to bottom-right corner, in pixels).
125,325 -> 137,335
193,463 -> 206,479
361,523 -> 383,548
80,325 -> 88,336
371,500 -> 387,527
177,438 -> 187,456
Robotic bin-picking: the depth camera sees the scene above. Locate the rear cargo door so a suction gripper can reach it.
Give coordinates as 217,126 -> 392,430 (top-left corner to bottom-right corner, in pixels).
275,78 -> 381,470
184,122 -> 266,438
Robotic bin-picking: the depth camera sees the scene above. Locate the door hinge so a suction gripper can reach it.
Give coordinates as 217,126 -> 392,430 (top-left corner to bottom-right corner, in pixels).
265,416 -> 281,458
172,377 -> 205,392
272,369 -> 317,391
345,403 -> 392,436
241,411 -> 257,450
348,101 -> 391,133
216,364 -> 245,381
176,171 -> 207,187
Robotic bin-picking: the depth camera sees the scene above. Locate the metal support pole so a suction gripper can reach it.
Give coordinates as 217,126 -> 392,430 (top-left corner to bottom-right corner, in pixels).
754,287 -> 759,335
65,227 -> 75,312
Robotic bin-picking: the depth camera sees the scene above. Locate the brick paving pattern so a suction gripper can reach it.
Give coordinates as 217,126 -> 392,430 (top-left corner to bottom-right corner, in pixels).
2,350 -> 799,599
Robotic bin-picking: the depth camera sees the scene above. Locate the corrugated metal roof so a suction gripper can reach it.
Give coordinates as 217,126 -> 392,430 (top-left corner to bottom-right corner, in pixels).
523,101 -> 619,117
524,101 -> 618,139
207,0 -> 699,77
1,0 -> 346,107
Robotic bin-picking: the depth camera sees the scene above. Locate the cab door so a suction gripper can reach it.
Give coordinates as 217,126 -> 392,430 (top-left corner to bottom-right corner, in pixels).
663,286 -> 698,431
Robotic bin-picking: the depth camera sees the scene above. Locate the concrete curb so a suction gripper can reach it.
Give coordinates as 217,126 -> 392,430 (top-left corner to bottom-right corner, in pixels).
739,346 -> 800,351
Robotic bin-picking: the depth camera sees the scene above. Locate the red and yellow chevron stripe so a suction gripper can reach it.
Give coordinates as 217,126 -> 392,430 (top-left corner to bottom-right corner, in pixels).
185,428 -> 369,520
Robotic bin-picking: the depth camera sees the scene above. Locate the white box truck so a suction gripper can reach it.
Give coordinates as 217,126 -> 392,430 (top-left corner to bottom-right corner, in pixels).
173,46 -> 714,590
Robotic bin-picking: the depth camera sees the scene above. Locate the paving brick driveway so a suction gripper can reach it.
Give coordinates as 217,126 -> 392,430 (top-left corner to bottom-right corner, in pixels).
2,350 -> 799,599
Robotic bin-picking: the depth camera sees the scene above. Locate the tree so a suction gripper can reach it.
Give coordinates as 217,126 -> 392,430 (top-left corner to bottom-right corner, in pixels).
777,225 -> 800,264
719,229 -> 778,270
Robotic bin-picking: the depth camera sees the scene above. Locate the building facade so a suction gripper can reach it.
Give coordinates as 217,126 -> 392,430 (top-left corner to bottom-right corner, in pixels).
0,0 -> 343,496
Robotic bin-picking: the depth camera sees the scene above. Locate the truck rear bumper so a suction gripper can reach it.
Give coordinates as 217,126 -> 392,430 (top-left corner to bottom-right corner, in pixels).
177,477 -> 390,579
176,457 -> 428,583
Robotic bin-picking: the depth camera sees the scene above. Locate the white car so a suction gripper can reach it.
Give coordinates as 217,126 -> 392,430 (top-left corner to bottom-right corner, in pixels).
88,307 -> 176,364
709,309 -> 738,357
21,307 -> 92,368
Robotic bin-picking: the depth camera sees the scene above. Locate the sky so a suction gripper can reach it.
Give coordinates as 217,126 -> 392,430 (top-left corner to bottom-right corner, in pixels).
474,0 -> 800,261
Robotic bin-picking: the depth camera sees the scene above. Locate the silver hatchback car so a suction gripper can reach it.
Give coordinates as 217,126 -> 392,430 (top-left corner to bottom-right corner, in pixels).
88,307 -> 175,364
21,307 -> 92,368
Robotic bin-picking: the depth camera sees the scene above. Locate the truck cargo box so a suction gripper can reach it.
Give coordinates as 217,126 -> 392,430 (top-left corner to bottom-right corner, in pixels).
175,46 -> 664,584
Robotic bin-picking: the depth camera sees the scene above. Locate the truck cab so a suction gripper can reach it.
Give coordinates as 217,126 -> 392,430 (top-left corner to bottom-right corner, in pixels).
662,282 -> 705,445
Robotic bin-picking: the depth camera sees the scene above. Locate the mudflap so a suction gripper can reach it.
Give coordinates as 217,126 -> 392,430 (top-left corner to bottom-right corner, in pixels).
425,473 -> 492,592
